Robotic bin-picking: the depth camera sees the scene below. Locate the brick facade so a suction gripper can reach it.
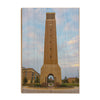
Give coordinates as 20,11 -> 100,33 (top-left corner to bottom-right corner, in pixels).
22,68 -> 40,84
68,78 -> 76,83
40,13 -> 62,86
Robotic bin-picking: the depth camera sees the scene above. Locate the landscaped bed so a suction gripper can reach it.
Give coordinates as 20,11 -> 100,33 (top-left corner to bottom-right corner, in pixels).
60,83 -> 79,88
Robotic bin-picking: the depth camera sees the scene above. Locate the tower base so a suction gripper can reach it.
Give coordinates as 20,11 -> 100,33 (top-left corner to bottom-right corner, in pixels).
40,64 -> 62,87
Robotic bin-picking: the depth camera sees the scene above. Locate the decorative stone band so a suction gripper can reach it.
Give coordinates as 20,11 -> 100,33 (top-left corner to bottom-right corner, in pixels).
46,13 -> 55,19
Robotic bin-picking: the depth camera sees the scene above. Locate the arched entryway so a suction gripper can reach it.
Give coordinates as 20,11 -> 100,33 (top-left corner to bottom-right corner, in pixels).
47,74 -> 55,87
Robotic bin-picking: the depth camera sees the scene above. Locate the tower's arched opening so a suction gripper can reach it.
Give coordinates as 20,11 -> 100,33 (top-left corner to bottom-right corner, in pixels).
47,74 -> 55,87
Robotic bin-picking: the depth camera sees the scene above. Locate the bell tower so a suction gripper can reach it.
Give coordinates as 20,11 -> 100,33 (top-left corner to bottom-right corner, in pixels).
40,13 -> 62,86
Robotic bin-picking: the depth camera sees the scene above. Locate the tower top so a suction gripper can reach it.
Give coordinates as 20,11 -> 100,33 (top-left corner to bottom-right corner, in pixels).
46,12 -> 55,19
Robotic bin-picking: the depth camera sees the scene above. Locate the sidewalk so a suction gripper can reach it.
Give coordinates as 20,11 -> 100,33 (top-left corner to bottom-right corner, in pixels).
22,86 -> 79,93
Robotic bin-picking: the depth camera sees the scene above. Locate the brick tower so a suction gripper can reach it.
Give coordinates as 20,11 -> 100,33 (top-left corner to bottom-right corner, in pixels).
40,13 -> 62,86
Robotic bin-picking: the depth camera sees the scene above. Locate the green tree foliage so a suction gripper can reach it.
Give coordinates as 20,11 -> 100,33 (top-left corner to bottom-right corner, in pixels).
47,78 -> 54,83
62,76 -> 68,83
75,77 -> 79,83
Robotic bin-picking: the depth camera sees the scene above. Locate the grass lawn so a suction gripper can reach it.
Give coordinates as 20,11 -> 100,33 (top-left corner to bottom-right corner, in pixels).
22,83 -> 41,87
22,83 -> 79,88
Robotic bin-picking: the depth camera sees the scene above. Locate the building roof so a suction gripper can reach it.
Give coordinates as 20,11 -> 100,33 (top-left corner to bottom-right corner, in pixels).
68,77 -> 77,79
22,67 -> 40,75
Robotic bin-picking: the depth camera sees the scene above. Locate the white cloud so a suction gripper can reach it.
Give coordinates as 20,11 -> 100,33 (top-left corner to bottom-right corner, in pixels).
58,35 -> 79,68
64,22 -> 71,31
64,21 -> 79,32
72,63 -> 79,67
22,8 -> 46,24
68,39 -> 77,45
37,45 -> 44,54
67,35 -> 79,45
27,32 -> 37,38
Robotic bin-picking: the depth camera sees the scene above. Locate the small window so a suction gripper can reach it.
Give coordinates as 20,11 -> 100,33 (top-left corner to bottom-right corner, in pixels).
35,74 -> 37,79
50,48 -> 52,50
50,29 -> 52,31
31,77 -> 33,83
50,56 -> 52,59
25,71 -> 27,77
32,72 -> 34,76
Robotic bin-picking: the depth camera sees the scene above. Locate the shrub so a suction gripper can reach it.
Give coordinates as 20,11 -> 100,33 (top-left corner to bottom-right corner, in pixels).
33,83 -> 41,87
60,83 -> 79,87
75,78 -> 79,83
22,84 -> 34,87
23,77 -> 27,84
60,83 -> 68,87
22,83 -> 41,87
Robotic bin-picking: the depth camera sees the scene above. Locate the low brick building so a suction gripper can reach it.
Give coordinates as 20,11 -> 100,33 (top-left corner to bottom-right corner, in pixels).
67,78 -> 76,83
22,67 -> 40,84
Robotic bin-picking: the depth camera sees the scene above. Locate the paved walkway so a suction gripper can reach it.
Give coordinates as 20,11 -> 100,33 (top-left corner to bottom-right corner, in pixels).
22,87 -> 79,93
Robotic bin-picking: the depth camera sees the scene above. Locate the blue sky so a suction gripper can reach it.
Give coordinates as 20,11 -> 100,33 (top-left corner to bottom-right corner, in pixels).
22,8 -> 79,79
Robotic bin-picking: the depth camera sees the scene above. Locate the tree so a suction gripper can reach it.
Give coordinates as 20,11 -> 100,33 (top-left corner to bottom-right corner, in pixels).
23,77 -> 27,84
62,76 -> 68,83
75,77 -> 79,83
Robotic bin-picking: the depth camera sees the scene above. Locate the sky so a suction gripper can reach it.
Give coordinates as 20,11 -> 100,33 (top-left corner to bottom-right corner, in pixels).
22,8 -> 79,79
